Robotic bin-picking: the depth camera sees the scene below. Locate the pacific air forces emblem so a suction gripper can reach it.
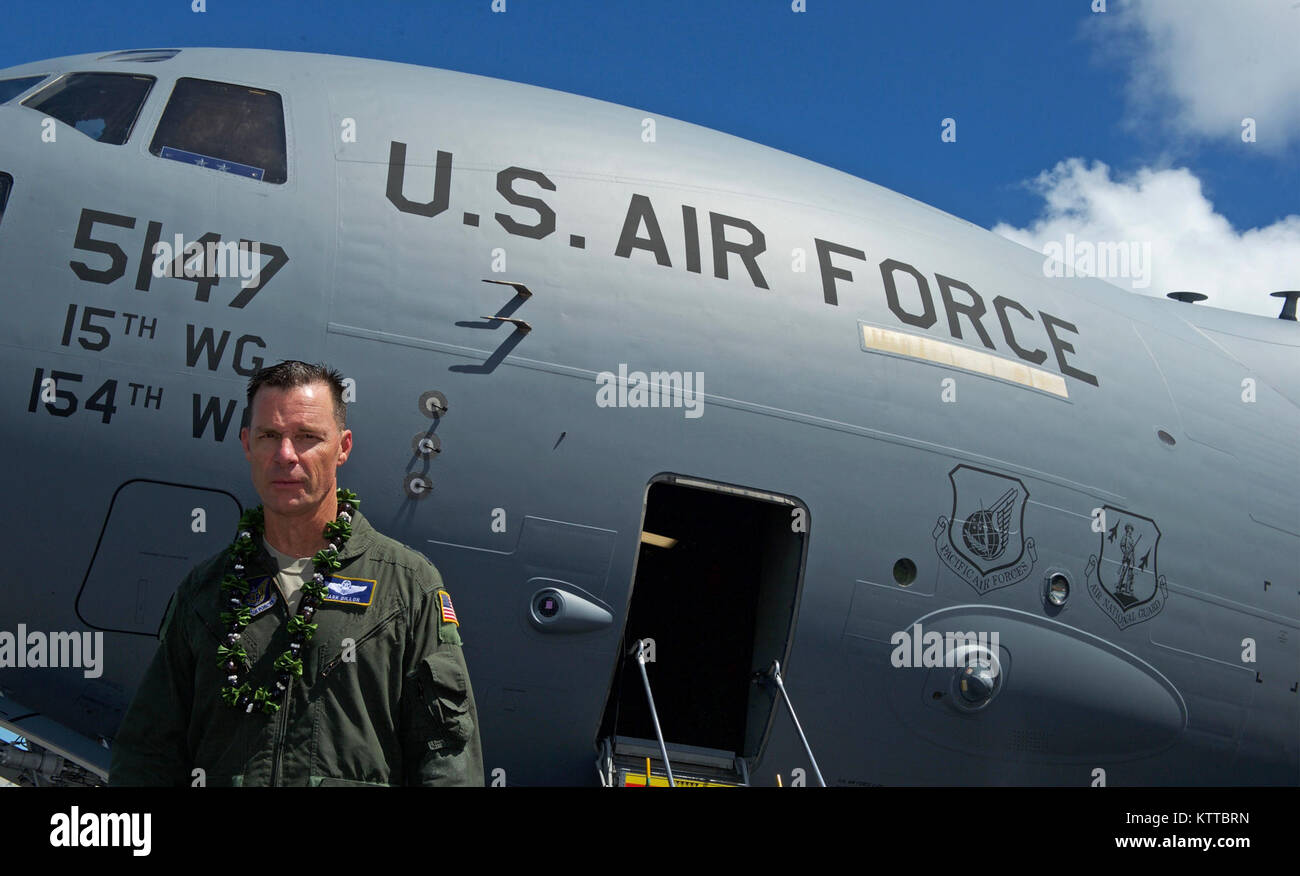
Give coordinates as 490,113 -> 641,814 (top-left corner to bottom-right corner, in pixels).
243,576 -> 277,618
932,465 -> 1036,594
1085,506 -> 1168,629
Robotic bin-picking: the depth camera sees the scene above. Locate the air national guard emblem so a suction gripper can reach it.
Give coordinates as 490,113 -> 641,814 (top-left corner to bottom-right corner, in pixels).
1085,507 -> 1168,629
933,465 -> 1036,594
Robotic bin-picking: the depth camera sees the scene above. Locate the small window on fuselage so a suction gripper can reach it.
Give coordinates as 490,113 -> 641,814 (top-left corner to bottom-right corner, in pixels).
21,72 -> 156,144
149,77 -> 287,184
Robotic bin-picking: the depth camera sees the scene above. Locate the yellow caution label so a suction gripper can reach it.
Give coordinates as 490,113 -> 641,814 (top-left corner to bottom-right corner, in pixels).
619,771 -> 737,788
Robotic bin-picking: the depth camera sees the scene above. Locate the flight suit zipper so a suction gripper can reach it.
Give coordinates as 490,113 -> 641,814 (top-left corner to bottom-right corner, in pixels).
270,673 -> 291,786
268,588 -> 293,787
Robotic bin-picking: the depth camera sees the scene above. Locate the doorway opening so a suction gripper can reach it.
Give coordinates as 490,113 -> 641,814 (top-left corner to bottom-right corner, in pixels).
597,475 -> 807,777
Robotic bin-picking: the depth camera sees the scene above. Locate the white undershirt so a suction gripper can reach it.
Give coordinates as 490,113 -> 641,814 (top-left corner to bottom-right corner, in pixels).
262,536 -> 313,616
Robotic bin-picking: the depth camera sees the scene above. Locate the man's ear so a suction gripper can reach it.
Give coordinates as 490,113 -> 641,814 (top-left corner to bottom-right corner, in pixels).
336,429 -> 352,466
240,427 -> 252,462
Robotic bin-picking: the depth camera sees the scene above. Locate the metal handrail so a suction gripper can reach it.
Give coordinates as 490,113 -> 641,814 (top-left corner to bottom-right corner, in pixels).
763,659 -> 825,787
632,638 -> 675,787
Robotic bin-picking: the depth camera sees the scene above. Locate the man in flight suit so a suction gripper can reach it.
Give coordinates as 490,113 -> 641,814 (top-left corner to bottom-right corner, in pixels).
110,360 -> 483,786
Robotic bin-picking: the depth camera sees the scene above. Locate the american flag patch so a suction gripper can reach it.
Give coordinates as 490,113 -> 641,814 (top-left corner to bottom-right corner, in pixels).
438,591 -> 459,625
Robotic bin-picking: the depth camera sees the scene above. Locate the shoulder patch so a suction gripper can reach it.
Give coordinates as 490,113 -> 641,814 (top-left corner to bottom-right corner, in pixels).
437,590 -> 462,646
438,590 -> 459,625
244,576 -> 279,618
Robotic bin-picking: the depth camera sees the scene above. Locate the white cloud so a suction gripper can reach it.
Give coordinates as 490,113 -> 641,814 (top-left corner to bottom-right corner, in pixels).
1094,0 -> 1300,148
992,158 -> 1300,317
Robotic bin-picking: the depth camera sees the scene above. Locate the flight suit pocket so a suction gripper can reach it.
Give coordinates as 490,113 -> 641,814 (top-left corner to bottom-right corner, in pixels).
319,608 -> 403,678
310,775 -> 390,787
416,649 -> 473,753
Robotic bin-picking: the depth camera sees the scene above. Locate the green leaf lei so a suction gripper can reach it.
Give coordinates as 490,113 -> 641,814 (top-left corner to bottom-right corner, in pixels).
217,488 -> 359,714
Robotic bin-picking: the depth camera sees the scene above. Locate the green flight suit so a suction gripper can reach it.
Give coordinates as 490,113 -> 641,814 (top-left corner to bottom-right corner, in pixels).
108,509 -> 483,786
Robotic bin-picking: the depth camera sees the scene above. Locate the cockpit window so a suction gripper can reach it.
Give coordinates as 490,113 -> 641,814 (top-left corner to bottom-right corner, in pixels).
0,76 -> 47,104
21,72 -> 155,144
149,78 -> 287,184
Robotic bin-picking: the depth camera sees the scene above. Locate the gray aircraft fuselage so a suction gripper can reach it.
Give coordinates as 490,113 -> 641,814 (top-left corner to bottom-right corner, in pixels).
0,48 -> 1296,785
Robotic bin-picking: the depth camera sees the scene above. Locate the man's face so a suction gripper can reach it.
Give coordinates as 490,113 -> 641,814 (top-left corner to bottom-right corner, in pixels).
239,382 -> 352,519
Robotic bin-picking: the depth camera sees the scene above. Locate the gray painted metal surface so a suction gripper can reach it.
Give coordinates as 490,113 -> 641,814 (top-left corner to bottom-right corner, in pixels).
0,49 -> 1295,785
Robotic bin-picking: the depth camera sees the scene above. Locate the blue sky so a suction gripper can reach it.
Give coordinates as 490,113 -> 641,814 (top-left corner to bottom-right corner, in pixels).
2,0 -> 1297,315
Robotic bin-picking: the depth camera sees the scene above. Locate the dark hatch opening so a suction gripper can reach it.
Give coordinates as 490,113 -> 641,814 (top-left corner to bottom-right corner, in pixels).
598,476 -> 805,761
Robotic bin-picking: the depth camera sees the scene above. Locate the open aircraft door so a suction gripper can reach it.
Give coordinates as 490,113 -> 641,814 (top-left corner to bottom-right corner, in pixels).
596,475 -> 810,786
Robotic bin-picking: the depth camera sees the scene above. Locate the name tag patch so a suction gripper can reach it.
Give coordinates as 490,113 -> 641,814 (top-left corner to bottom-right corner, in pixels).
322,576 -> 377,606
244,577 -> 278,618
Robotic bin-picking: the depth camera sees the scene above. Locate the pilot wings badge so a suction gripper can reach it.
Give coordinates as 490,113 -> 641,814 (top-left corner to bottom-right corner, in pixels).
932,465 -> 1036,594
1085,507 -> 1168,629
322,576 -> 377,606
